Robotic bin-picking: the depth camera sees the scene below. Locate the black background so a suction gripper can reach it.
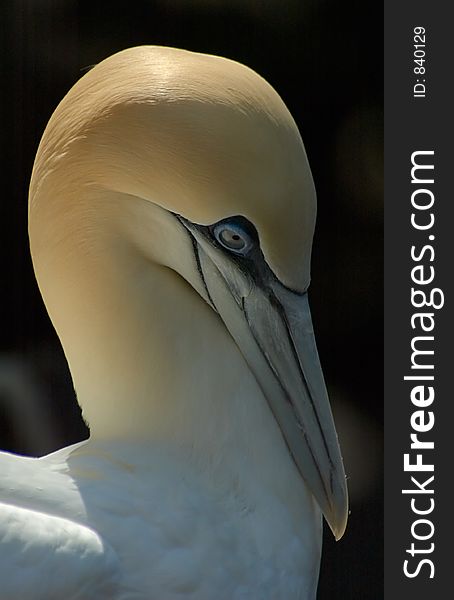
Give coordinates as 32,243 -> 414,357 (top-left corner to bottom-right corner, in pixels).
1,1 -> 383,597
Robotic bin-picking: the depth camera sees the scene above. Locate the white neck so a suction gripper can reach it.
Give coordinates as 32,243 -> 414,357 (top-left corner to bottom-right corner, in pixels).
31,186 -> 312,520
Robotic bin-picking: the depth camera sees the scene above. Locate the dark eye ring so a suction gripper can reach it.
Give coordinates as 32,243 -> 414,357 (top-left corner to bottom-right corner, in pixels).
213,221 -> 254,255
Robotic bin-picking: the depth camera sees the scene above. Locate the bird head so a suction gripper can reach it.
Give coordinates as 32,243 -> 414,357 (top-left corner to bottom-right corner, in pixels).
29,46 -> 348,539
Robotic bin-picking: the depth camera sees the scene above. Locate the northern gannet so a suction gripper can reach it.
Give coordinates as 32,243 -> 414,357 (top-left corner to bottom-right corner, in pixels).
0,46 -> 347,599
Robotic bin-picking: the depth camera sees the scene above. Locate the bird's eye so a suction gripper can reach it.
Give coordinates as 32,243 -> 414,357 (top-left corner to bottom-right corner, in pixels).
213,221 -> 254,255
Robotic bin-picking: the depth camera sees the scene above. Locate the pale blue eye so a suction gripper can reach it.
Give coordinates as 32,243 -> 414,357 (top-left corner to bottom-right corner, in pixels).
213,222 -> 253,255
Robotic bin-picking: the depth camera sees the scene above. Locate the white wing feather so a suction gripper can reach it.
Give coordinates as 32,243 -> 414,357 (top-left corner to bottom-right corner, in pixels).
0,502 -> 119,600
0,446 -> 121,600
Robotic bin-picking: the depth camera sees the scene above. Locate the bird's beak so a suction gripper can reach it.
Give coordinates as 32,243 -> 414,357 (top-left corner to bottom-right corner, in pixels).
183,224 -> 348,540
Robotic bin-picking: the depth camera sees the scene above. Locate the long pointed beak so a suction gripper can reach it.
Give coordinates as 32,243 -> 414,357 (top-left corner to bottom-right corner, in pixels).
244,286 -> 348,540
183,224 -> 348,539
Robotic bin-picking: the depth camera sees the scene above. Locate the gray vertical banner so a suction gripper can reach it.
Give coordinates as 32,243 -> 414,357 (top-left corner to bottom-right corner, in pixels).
385,2 -> 452,597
